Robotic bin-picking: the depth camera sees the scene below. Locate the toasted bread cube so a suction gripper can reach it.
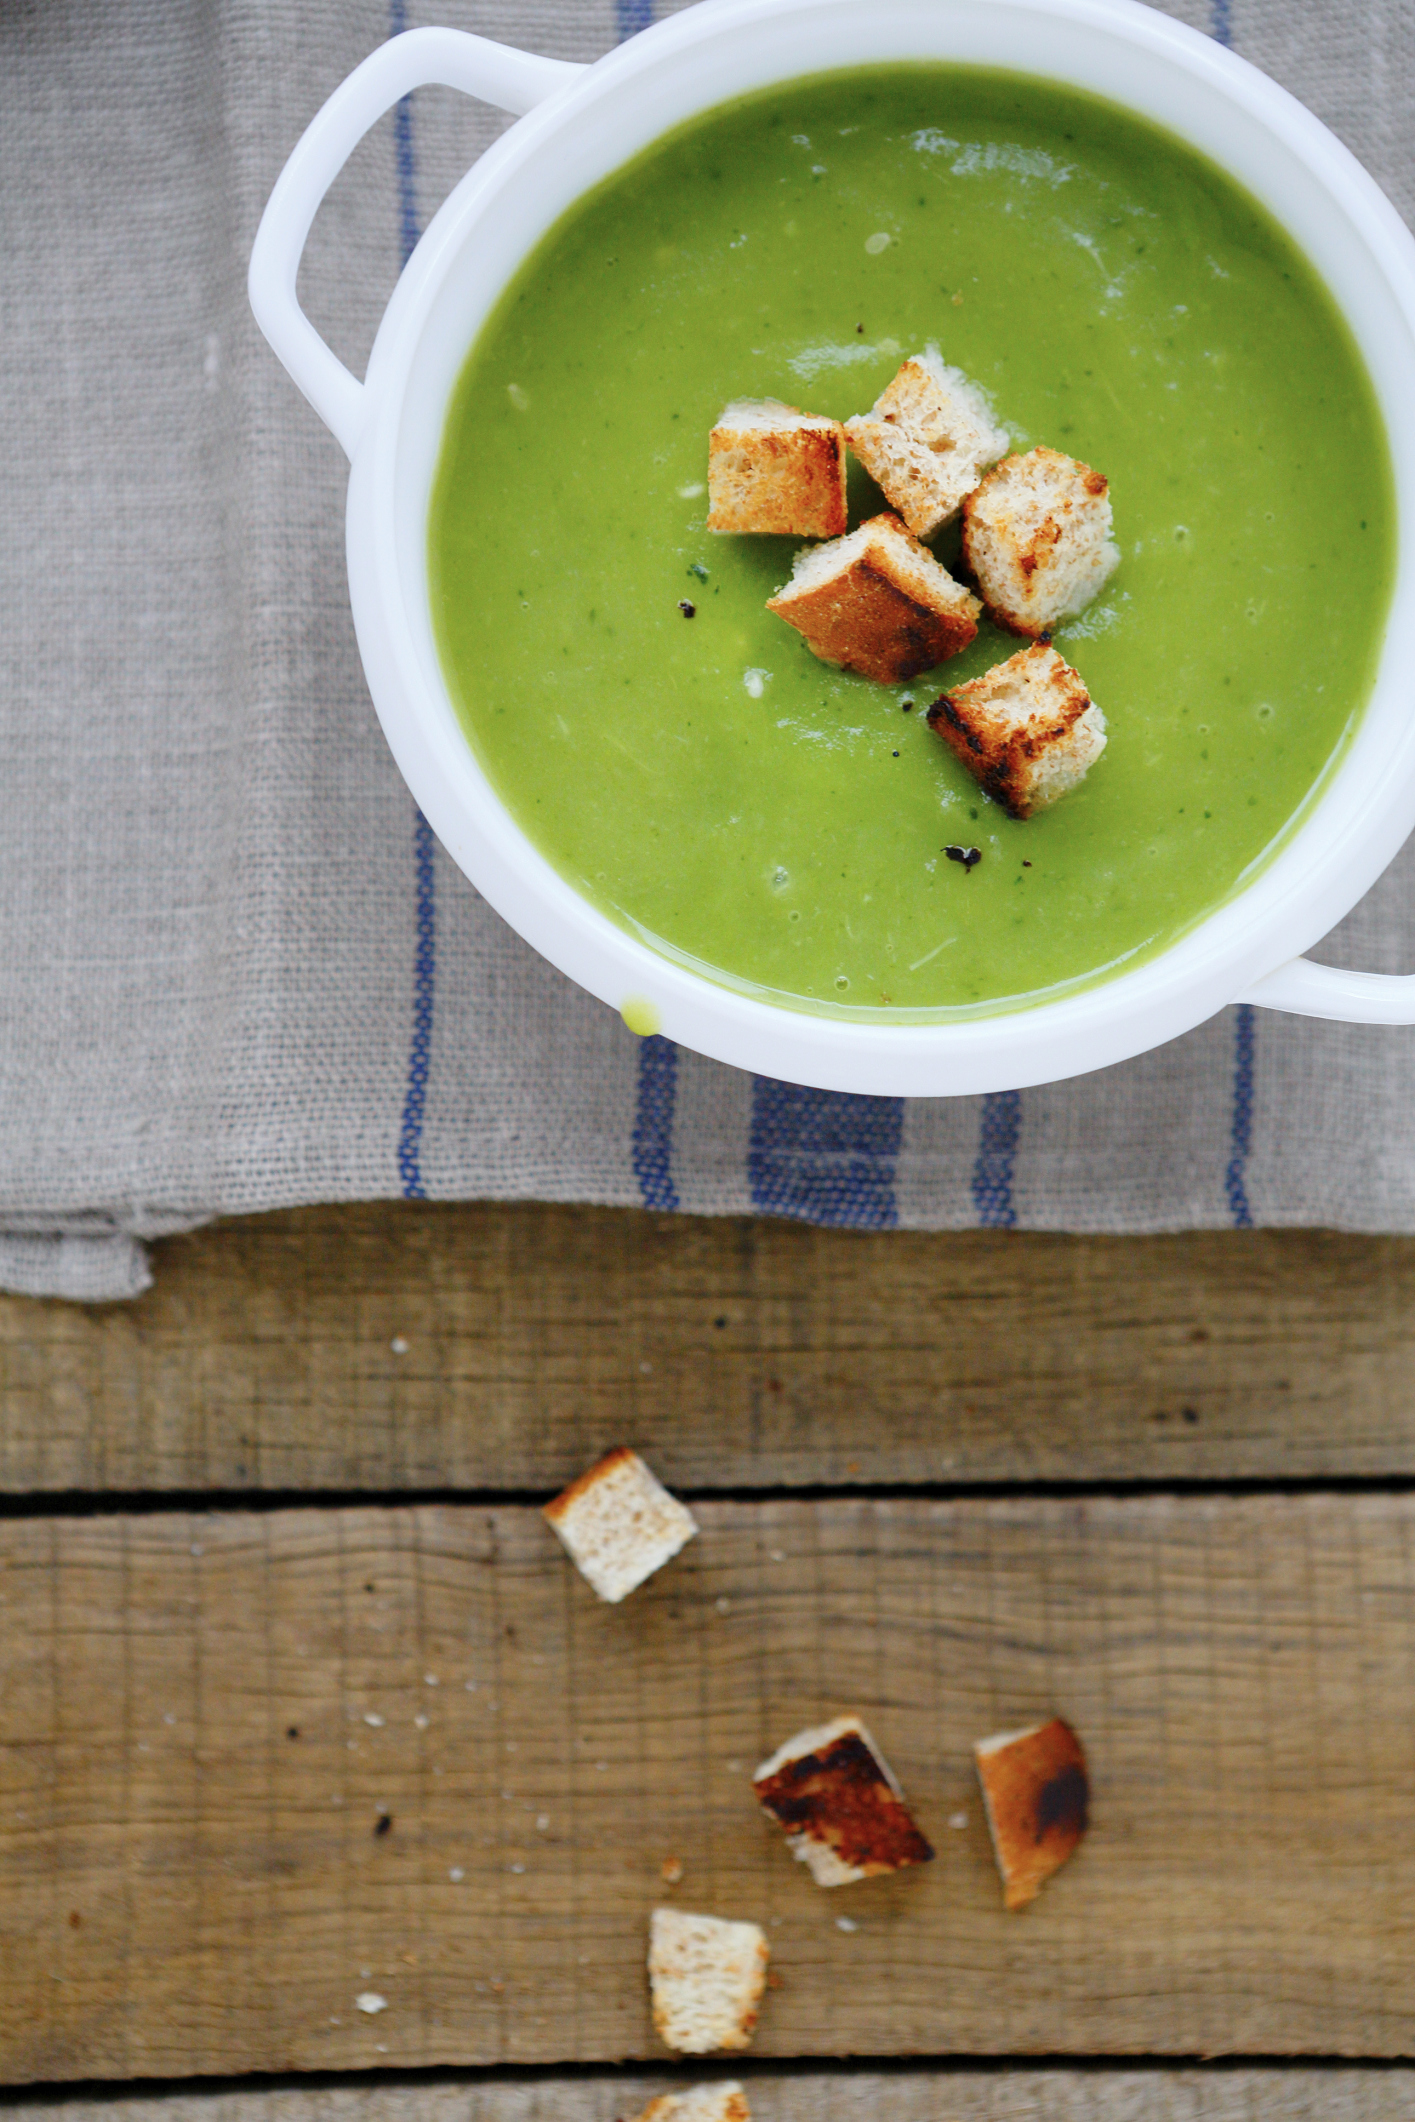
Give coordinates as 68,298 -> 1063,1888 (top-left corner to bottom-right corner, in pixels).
961,445 -> 1119,636
648,1909 -> 769,2054
846,348 -> 1008,538
753,1713 -> 934,1887
708,400 -> 847,536
767,512 -> 979,682
928,642 -> 1106,820
626,2085 -> 751,2122
975,1716 -> 1089,1911
543,1447 -> 697,1603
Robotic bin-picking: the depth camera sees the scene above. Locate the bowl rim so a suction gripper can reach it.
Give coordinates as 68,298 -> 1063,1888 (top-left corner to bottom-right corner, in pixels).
345,0 -> 1415,1095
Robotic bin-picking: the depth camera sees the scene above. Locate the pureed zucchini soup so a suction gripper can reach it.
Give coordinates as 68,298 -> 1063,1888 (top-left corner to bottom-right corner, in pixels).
429,66 -> 1394,1015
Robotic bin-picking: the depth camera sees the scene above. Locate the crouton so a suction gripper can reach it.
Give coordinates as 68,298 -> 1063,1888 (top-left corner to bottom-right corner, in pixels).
846,347 -> 1009,537
927,641 -> 1106,819
648,1909 -> 769,2054
753,1713 -> 934,1886
974,1716 -> 1089,1910
625,2085 -> 751,2122
961,445 -> 1119,635
708,400 -> 847,536
543,1448 -> 697,1603
767,512 -> 979,682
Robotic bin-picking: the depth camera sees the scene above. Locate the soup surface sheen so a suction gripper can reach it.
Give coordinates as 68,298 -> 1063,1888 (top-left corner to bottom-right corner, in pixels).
429,66 -> 1394,1015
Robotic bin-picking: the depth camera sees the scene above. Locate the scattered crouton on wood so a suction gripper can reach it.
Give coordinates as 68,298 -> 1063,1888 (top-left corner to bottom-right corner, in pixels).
542,1447 -> 697,1603
767,512 -> 980,682
648,1908 -> 770,2054
961,445 -> 1119,636
928,641 -> 1106,819
974,1716 -> 1090,1910
624,2084 -> 751,2122
707,400 -> 848,536
753,1713 -> 934,1886
846,347 -> 1009,538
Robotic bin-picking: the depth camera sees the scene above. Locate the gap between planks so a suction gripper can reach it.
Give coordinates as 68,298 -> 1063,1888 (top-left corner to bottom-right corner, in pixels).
4,1494 -> 1415,2082
5,1204 -> 1415,1493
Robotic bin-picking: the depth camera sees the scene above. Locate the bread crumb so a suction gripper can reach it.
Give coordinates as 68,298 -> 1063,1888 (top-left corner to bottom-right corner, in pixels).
662,1856 -> 685,1885
544,1448 -> 698,1603
846,347 -> 1007,536
928,641 -> 1106,819
974,1716 -> 1089,1909
753,1714 -> 934,1886
355,1992 -> 388,2015
962,446 -> 1119,635
708,400 -> 847,536
648,1908 -> 769,2053
768,513 -> 979,683
623,2083 -> 751,2122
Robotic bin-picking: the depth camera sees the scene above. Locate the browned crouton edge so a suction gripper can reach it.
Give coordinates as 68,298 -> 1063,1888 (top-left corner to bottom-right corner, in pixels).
543,1445 -> 637,1524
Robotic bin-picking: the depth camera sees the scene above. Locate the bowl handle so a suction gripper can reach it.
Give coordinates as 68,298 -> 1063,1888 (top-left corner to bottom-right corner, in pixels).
247,28 -> 583,459
1242,957 -> 1415,1024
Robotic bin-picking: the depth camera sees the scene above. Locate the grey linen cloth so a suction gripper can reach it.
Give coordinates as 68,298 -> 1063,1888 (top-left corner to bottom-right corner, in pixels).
3,0 -> 1415,1300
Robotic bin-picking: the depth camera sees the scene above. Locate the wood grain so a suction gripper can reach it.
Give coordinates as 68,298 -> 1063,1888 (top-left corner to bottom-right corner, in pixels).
28,2070 -> 1415,2122
6,1495 -> 1415,2082
5,1205 -> 1415,1493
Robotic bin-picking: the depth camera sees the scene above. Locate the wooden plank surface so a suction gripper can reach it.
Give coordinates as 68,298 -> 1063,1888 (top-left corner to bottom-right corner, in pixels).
28,2071 -> 1415,2122
6,1205 -> 1415,1493
6,1494 -> 1415,2082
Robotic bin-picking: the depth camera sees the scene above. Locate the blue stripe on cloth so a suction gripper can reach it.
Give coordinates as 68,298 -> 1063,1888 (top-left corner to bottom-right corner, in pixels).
391,49 -> 420,265
396,813 -> 436,1200
973,1089 -> 1022,1228
390,0 -> 438,1201
748,1081 -> 904,1227
1211,0 -> 1233,44
616,0 -> 655,35
632,1036 -> 681,1211
1224,1003 -> 1256,1228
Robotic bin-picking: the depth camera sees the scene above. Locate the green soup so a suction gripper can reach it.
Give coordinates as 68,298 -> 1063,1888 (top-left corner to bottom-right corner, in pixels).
428,66 -> 1394,1015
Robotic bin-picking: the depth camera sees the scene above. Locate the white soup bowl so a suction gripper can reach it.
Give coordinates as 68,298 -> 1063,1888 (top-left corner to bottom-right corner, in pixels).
250,0 -> 1415,1094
